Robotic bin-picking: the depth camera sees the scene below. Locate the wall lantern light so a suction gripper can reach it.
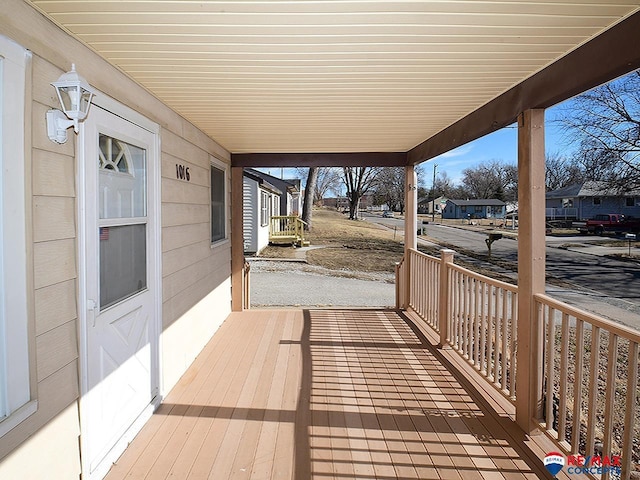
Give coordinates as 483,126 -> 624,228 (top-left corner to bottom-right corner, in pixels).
46,63 -> 96,144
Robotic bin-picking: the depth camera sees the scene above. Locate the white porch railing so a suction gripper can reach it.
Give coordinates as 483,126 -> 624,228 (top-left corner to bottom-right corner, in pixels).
448,262 -> 518,400
408,249 -> 440,330
398,248 -> 639,478
536,294 -> 639,480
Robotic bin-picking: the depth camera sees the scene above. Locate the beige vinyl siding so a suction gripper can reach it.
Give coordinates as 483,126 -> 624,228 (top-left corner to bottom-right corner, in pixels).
161,127 -> 231,391
0,0 -> 232,476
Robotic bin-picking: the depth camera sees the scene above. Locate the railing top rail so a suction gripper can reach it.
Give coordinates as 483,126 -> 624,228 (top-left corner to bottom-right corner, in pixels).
269,215 -> 307,224
535,293 -> 640,343
448,262 -> 518,293
408,248 -> 439,263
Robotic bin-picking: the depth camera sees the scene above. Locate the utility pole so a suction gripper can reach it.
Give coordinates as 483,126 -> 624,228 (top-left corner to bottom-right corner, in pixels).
431,163 -> 438,222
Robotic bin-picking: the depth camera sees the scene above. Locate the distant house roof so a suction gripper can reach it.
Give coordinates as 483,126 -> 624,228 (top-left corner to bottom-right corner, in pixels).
446,199 -> 506,206
243,168 -> 305,196
546,180 -> 640,199
418,195 -> 447,205
243,169 -> 282,195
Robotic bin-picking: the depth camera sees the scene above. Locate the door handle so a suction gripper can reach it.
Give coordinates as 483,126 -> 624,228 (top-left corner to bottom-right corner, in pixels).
87,299 -> 97,327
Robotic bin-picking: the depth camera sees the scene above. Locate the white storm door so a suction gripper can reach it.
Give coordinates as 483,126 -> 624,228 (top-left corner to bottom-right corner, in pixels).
81,106 -> 159,479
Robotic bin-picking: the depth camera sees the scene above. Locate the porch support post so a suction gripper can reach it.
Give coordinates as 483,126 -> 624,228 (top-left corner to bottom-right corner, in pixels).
404,165 -> 417,308
231,166 -> 245,312
516,109 -> 546,433
438,249 -> 455,347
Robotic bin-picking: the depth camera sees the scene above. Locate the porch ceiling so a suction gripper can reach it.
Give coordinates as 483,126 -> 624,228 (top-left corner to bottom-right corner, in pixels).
28,1 -> 640,163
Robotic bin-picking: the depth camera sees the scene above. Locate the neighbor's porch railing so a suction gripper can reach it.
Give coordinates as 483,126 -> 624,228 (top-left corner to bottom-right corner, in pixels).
398,248 -> 639,479
269,215 -> 308,246
546,207 -> 578,219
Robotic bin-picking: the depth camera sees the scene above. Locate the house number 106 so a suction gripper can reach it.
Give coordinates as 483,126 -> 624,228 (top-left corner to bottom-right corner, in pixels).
176,164 -> 190,181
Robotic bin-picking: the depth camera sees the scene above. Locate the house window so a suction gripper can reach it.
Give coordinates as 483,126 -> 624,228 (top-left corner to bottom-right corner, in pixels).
461,206 -> 467,212
260,191 -> 269,226
625,197 -> 636,207
210,164 -> 226,243
475,206 -> 483,213
593,197 -> 601,206
0,35 -> 35,437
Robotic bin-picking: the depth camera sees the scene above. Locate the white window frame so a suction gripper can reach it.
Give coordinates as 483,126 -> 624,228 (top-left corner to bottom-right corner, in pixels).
210,157 -> 228,245
0,35 -> 36,437
260,191 -> 269,227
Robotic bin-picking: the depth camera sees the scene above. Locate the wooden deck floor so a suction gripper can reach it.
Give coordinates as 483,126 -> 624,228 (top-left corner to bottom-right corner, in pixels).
105,309 -> 551,480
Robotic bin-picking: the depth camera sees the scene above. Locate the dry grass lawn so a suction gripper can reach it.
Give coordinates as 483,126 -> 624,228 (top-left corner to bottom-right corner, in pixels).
260,209 -> 413,273
258,209 -> 512,281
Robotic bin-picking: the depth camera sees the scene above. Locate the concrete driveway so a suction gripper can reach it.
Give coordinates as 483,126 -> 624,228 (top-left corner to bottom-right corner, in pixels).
248,260 -> 395,308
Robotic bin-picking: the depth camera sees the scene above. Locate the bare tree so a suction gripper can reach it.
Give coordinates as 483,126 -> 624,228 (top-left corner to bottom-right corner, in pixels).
341,167 -> 380,219
545,151 -> 585,191
315,168 -> 342,204
558,69 -> 640,191
460,160 -> 518,200
301,167 -> 318,230
372,167 -> 405,212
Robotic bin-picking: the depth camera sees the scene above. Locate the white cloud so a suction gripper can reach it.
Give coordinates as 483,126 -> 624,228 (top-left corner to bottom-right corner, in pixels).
435,144 -> 473,159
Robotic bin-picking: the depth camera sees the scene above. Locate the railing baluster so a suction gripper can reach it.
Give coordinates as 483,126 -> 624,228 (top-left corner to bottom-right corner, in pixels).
571,318 -> 585,454
475,279 -> 481,368
622,341 -> 639,480
447,267 -> 454,342
545,306 -> 556,434
493,288 -> 501,385
601,334 -> 618,480
454,272 -> 462,351
466,277 -> 475,362
509,292 -> 517,399
585,325 -> 601,456
487,285 -> 494,381
464,274 -> 470,358
462,274 -> 467,356
480,282 -> 487,374
558,312 -> 569,443
501,289 -> 508,391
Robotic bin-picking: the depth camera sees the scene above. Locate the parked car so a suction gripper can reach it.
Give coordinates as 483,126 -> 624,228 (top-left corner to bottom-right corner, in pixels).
579,213 -> 640,235
382,211 -> 394,218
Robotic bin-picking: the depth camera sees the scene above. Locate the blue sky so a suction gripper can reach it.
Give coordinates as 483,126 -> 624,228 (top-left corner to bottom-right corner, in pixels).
428,106 -> 572,185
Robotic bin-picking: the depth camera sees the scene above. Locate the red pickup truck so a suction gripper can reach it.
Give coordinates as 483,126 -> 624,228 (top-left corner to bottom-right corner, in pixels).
578,213 -> 640,235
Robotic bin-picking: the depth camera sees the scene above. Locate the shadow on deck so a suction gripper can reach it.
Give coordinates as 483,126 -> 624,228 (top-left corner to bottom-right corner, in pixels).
105,309 -> 555,479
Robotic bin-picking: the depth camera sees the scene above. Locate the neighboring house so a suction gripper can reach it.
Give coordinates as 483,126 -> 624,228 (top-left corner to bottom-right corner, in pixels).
323,196 -> 349,210
546,180 -> 640,220
442,199 -> 507,219
243,170 -> 282,254
418,196 -> 447,214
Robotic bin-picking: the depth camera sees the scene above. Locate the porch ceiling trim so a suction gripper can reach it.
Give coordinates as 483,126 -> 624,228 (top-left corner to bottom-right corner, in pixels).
407,11 -> 640,165
231,152 -> 407,168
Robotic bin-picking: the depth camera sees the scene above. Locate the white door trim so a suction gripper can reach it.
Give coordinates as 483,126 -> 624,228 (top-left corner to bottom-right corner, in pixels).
77,95 -> 162,480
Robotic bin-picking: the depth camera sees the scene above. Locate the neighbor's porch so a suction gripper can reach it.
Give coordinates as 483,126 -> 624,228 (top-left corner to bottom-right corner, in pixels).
105,308 -> 561,480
